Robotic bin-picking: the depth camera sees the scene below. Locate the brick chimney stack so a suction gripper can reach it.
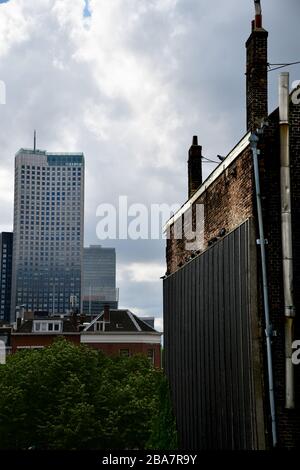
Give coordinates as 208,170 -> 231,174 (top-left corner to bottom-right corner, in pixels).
188,136 -> 202,199
246,0 -> 268,131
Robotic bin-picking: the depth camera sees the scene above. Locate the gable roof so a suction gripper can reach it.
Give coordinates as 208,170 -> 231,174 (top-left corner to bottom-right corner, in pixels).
84,309 -> 159,333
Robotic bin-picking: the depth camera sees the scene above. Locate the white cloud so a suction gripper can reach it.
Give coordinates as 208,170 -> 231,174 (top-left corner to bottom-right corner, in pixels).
0,0 -> 34,57
118,262 -> 164,283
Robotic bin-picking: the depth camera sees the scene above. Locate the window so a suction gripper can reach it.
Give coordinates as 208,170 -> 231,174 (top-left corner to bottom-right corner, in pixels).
33,321 -> 61,332
147,349 -> 154,365
120,349 -> 129,358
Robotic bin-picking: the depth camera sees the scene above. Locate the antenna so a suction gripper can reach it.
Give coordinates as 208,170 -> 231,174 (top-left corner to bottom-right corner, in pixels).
34,130 -> 36,153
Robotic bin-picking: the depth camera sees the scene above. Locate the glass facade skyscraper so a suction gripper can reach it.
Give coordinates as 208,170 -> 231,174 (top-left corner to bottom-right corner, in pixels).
0,232 -> 13,322
10,148 -> 84,320
82,245 -> 118,315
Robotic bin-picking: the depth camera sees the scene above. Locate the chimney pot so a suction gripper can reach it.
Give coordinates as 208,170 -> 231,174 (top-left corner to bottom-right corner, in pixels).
255,15 -> 262,29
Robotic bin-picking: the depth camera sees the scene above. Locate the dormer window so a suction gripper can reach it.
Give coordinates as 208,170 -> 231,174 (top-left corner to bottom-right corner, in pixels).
33,321 -> 62,333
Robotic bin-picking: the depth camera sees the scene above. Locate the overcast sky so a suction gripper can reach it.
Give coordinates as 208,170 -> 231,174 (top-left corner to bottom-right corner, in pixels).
0,0 -> 299,329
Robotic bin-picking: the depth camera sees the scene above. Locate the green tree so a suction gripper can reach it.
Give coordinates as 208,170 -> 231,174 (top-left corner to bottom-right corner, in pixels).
0,339 -> 177,450
147,375 -> 178,450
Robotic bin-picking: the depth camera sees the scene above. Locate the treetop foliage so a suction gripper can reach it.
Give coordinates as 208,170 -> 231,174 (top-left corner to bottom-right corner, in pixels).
0,339 -> 177,450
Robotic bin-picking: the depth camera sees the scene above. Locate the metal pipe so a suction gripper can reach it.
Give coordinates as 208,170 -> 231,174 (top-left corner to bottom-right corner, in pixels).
249,132 -> 278,447
279,72 -> 296,409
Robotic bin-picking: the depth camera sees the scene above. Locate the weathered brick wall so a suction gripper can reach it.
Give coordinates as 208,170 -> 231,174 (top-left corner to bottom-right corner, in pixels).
246,27 -> 268,131
11,334 -> 80,353
166,145 -> 255,275
260,103 -> 300,448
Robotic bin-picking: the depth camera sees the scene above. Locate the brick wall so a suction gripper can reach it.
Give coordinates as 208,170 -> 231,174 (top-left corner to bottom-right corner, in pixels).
259,103 -> 300,448
166,144 -> 255,274
246,25 -> 268,131
11,334 -> 80,353
84,342 -> 161,368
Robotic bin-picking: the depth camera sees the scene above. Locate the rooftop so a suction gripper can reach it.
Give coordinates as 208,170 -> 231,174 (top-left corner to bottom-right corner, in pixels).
84,309 -> 161,334
16,148 -> 84,157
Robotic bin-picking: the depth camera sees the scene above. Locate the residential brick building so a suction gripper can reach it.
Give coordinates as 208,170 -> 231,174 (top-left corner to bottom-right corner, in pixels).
10,308 -> 162,368
164,2 -> 300,449
11,314 -> 80,353
81,307 -> 162,368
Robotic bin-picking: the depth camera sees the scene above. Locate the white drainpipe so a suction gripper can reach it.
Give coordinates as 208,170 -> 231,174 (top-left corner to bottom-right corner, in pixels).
279,72 -> 296,409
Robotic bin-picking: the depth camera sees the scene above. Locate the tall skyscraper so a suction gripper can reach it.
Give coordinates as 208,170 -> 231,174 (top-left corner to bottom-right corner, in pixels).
82,245 -> 118,316
11,147 -> 84,320
0,232 -> 13,322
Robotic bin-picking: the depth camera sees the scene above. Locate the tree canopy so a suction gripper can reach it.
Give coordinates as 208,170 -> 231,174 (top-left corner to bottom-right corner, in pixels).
0,339 -> 177,450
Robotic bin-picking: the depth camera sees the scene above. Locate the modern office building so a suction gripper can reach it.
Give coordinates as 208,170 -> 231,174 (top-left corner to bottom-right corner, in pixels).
0,232 -> 13,322
10,148 -> 84,321
82,245 -> 118,316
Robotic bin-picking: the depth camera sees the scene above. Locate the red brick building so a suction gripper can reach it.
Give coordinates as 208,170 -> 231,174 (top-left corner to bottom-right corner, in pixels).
81,308 -> 162,368
10,308 -> 162,368
11,315 -> 80,353
164,2 -> 300,449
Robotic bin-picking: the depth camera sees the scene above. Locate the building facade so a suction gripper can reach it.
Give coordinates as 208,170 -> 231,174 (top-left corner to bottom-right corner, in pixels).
10,149 -> 84,321
0,232 -> 13,322
164,3 -> 300,449
11,313 -> 80,353
9,307 -> 161,367
81,307 -> 162,368
82,245 -> 118,315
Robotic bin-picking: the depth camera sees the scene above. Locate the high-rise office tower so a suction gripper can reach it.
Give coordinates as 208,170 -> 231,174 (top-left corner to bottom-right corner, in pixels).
82,245 -> 118,316
0,232 -> 13,322
10,147 -> 84,321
